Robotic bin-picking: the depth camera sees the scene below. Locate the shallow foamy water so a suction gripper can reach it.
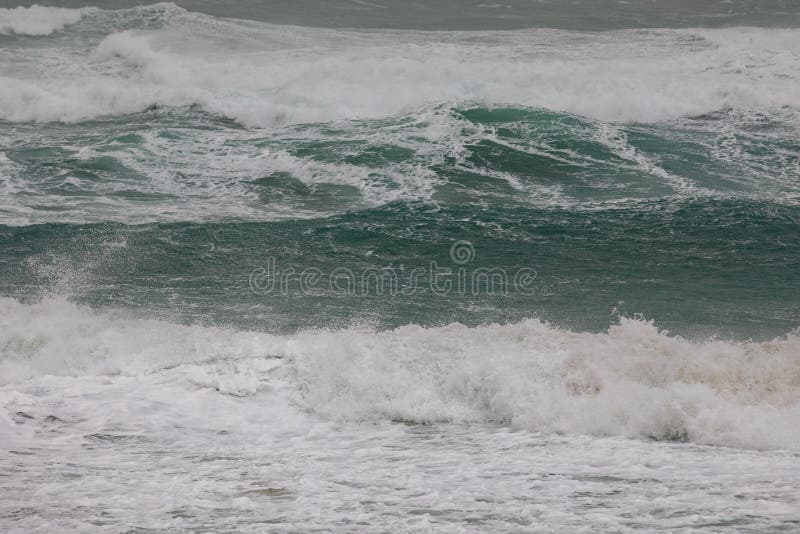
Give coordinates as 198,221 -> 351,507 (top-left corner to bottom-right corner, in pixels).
2,298 -> 800,531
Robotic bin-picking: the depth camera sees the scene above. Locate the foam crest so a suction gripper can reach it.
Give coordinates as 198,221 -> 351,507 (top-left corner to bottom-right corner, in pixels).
1,6 -> 799,125
0,4 -> 85,36
0,297 -> 281,381
286,319 -> 800,449
1,297 -> 799,450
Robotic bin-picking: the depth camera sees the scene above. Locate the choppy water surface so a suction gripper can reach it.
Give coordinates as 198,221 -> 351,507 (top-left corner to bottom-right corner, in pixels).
1,1 -> 800,531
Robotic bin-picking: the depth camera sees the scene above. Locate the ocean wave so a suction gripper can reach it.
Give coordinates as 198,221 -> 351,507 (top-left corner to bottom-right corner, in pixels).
2,103 -> 798,226
1,297 -> 799,450
0,3 -> 799,125
0,4 -> 86,36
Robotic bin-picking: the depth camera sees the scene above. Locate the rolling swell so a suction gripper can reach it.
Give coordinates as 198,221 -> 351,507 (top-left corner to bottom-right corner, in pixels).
2,96 -> 798,339
2,105 -> 799,225
2,197 -> 798,338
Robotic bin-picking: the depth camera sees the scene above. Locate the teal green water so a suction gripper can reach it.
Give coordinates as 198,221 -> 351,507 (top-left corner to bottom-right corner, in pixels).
3,105 -> 798,339
3,197 -> 799,338
1,2 -> 799,340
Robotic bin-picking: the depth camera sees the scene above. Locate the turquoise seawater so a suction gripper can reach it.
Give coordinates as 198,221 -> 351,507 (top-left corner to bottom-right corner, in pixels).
2,2 -> 800,531
2,104 -> 799,338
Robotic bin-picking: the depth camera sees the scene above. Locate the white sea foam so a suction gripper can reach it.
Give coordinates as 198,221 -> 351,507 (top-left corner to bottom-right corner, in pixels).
2,91 -> 798,227
2,297 -> 799,451
0,3 -> 799,125
2,5 -> 798,226
0,5 -> 85,36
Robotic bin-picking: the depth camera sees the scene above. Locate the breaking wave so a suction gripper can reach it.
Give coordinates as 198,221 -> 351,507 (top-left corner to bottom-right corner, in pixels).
2,297 -> 799,451
1,4 -> 800,125
0,4 -> 86,36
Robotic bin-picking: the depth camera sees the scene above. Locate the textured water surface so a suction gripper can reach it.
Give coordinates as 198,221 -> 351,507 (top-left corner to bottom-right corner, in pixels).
1,1 -> 800,531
